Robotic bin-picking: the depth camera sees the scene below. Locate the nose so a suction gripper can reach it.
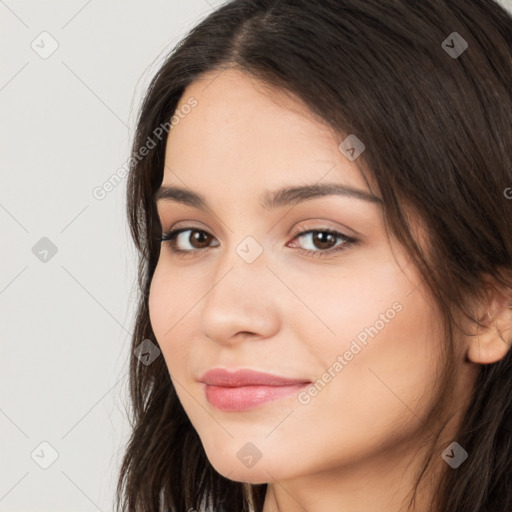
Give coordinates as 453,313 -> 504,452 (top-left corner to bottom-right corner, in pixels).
199,243 -> 281,346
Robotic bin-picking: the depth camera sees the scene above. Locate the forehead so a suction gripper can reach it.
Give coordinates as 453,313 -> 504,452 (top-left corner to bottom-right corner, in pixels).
163,67 -> 371,194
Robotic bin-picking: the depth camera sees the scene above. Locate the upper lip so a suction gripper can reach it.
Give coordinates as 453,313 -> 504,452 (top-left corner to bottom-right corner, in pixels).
199,368 -> 311,387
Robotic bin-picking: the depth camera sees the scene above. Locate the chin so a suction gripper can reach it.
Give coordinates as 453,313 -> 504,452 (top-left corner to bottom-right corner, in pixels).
203,445 -> 285,484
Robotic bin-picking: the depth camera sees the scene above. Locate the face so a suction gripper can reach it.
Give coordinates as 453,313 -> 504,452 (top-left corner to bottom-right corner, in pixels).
148,68 -> 452,484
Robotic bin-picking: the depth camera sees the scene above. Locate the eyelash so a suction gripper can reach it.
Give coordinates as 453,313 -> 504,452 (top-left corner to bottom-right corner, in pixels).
157,225 -> 358,259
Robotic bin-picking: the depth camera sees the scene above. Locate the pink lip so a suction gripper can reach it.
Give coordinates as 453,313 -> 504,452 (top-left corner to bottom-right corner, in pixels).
199,368 -> 311,411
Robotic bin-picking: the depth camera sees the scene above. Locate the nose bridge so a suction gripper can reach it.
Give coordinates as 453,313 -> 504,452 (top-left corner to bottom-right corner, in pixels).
199,235 -> 280,343
211,230 -> 270,297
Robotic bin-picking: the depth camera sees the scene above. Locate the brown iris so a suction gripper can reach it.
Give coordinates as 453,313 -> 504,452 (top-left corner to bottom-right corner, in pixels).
310,231 -> 337,250
188,230 -> 213,249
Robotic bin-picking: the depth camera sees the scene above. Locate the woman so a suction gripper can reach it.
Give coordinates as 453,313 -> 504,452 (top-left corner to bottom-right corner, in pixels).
116,1 -> 512,510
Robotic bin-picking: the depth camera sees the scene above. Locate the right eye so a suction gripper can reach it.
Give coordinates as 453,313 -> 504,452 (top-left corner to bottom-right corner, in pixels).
158,227 -> 220,255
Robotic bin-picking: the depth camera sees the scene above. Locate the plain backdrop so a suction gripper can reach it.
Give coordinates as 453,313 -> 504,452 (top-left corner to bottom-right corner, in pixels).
1,0 -> 511,510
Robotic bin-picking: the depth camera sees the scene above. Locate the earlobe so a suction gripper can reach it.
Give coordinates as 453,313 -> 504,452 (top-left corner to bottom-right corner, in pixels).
467,288 -> 512,365
467,318 -> 510,364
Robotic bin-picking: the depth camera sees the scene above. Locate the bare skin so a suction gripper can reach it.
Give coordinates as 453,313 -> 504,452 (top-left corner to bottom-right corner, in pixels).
148,67 -> 511,512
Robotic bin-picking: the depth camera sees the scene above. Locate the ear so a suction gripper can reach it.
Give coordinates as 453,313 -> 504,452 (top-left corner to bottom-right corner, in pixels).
467,277 -> 512,365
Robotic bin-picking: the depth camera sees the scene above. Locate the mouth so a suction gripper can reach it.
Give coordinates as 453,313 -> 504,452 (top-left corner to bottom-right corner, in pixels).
199,368 -> 311,412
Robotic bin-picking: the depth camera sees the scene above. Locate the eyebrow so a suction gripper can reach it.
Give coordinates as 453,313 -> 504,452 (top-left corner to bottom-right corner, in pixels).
154,183 -> 382,211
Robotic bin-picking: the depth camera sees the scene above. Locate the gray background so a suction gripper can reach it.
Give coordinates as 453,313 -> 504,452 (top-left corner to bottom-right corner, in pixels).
1,0 -> 511,510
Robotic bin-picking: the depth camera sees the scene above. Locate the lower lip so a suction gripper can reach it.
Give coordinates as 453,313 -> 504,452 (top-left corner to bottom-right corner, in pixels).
204,383 -> 309,411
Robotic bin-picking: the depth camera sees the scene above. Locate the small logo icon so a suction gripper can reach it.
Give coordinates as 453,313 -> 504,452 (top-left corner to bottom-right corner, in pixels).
31,31 -> 59,59
338,134 -> 365,161
134,339 -> 161,366
235,236 -> 263,264
442,441 -> 468,468
31,441 -> 59,469
32,237 -> 58,263
237,442 -> 263,468
441,32 -> 468,59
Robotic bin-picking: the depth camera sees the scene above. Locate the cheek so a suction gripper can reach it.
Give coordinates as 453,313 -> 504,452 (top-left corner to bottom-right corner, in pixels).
288,254 -> 416,363
308,273 -> 443,447
315,244 -> 436,362
148,268 -> 169,341
148,262 -> 196,338
294,256 -> 444,426
148,266 -> 192,370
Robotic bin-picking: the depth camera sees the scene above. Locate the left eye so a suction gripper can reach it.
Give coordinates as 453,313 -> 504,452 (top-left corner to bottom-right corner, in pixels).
289,228 -> 356,256
158,227 -> 357,258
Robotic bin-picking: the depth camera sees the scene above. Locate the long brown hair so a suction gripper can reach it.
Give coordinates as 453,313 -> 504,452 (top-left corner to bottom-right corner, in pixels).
116,1 -> 512,510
